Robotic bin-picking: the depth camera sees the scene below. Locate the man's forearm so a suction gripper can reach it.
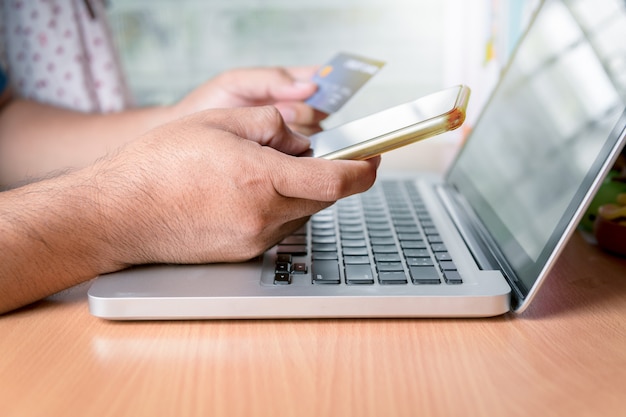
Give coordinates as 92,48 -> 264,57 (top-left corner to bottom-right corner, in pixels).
0,167 -> 126,314
0,99 -> 172,187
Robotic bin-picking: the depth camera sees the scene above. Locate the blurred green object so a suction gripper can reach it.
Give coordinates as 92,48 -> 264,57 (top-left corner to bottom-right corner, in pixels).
580,170 -> 626,231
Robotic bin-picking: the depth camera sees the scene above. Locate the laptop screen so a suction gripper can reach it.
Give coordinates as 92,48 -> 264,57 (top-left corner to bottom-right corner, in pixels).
447,0 -> 626,296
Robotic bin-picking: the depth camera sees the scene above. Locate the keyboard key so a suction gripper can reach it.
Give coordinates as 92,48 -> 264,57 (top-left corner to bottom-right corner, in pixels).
344,255 -> 371,265
368,229 -> 393,238
292,263 -> 308,274
374,253 -> 402,262
338,217 -> 362,226
403,248 -> 430,258
400,240 -> 427,249
406,257 -> 435,266
390,211 -> 411,217
372,245 -> 399,254
377,262 -> 404,272
341,239 -> 367,248
439,260 -> 457,271
370,237 -> 396,245
312,243 -> 337,252
409,266 -> 440,284
430,243 -> 447,252
312,260 -> 341,284
435,252 -> 452,261
364,216 -> 387,224
345,264 -> 375,284
397,233 -> 422,241
393,219 -> 417,227
367,222 -> 392,230
312,227 -> 335,236
341,232 -> 365,240
339,225 -> 363,233
311,220 -> 334,229
275,262 -> 290,273
427,234 -> 443,243
378,271 -> 408,284
274,272 -> 291,285
395,226 -> 420,234
312,235 -> 337,244
312,251 -> 338,260
343,247 -> 369,256
443,270 -> 463,284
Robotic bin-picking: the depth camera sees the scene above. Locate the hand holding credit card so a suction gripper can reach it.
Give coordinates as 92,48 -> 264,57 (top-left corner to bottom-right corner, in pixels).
306,52 -> 386,114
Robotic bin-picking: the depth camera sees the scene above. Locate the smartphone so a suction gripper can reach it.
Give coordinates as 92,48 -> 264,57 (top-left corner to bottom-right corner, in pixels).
309,85 -> 470,160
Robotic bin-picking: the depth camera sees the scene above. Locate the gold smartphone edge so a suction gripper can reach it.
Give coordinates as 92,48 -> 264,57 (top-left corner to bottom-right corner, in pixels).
321,84 -> 471,161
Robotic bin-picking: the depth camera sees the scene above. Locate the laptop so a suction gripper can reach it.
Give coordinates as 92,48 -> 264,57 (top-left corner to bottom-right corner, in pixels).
88,0 -> 626,320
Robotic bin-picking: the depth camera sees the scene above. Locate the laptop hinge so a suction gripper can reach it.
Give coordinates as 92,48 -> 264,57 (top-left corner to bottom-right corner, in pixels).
435,184 -> 527,301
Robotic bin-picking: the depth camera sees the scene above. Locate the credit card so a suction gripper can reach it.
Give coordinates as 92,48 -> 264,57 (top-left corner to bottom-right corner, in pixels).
306,52 -> 385,114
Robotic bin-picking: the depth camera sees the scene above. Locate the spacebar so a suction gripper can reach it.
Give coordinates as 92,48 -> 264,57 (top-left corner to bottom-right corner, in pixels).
312,260 -> 341,284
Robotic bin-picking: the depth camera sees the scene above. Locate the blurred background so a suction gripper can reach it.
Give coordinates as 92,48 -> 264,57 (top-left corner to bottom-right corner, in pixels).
105,0 -> 540,172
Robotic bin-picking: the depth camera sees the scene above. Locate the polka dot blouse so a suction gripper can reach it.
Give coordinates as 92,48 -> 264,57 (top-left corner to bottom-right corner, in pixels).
0,0 -> 132,113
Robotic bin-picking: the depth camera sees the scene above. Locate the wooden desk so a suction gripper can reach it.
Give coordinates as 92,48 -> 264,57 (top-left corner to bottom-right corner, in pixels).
1,232 -> 625,417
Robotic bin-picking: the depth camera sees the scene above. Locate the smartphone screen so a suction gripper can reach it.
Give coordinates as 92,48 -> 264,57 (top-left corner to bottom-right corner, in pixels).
310,85 -> 470,160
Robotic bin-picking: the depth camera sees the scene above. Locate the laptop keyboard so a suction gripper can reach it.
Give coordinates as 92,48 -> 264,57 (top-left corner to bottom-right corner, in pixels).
272,180 -> 463,286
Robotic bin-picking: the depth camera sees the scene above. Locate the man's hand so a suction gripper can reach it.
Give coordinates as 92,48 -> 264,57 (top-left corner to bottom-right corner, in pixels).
99,106 -> 378,266
0,106 -> 378,314
174,67 -> 328,135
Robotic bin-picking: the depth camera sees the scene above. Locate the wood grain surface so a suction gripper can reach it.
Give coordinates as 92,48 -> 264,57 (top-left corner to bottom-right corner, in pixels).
1,232 -> 625,417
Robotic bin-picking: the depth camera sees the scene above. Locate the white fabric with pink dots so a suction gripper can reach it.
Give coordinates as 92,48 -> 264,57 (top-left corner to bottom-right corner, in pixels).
0,0 -> 132,113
